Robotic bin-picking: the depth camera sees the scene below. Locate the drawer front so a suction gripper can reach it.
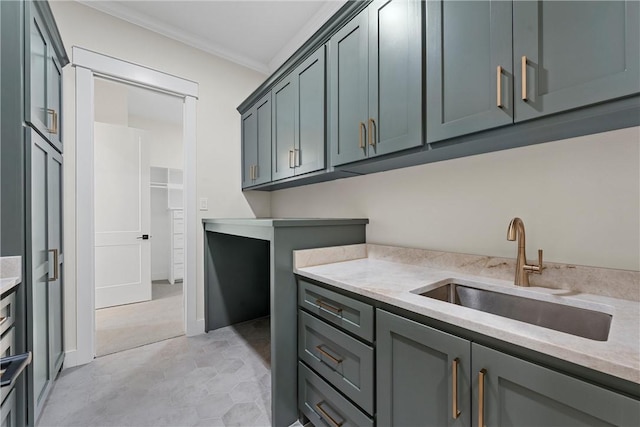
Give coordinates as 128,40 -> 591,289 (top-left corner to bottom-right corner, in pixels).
1,389 -> 16,427
299,280 -> 374,342
0,292 -> 16,336
173,264 -> 184,280
298,362 -> 373,427
173,219 -> 184,234
173,249 -> 184,264
1,326 -> 16,358
173,234 -> 184,249
299,310 -> 374,414
173,210 -> 184,219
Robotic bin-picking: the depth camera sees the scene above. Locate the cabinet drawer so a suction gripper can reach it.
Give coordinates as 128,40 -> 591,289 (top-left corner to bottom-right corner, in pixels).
173,219 -> 184,234
173,210 -> 183,219
1,326 -> 15,358
173,264 -> 184,280
299,280 -> 373,342
173,234 -> 184,249
299,310 -> 374,414
299,362 -> 373,427
1,389 -> 16,426
173,249 -> 184,264
0,292 -> 16,336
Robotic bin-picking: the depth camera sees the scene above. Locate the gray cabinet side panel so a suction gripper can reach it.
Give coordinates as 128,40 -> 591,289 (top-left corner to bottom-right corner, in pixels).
369,0 -> 423,155
426,0 -> 513,143
377,309 -> 471,427
472,343 -> 640,427
272,225 -> 366,427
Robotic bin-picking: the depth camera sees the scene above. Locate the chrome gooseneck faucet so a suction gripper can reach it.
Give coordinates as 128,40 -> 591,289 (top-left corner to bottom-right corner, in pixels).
507,217 -> 543,286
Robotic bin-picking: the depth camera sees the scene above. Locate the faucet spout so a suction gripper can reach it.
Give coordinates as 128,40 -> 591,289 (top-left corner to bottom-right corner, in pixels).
506,217 -> 543,286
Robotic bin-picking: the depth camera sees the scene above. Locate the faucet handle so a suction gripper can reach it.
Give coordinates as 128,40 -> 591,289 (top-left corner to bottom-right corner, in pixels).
524,249 -> 543,274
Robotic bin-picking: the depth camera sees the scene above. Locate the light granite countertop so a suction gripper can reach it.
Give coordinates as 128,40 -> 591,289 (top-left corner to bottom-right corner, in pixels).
293,244 -> 640,384
0,256 -> 22,295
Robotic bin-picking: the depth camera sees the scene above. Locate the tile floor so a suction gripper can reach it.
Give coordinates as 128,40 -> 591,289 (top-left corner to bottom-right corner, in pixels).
96,281 -> 184,356
39,317 -> 272,427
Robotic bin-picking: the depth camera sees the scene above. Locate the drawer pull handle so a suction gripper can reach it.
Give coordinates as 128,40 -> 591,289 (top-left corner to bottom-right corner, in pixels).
0,316 -> 6,327
316,345 -> 343,365
452,358 -> 460,419
316,299 -> 342,315
315,401 -> 344,427
47,109 -> 58,134
478,368 -> 487,427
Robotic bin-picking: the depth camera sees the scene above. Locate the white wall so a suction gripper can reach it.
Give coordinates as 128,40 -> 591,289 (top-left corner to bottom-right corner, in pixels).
272,127 -> 640,272
51,1 -> 270,354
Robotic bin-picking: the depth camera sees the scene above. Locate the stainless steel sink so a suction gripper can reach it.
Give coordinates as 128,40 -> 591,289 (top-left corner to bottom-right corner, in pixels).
419,282 -> 612,341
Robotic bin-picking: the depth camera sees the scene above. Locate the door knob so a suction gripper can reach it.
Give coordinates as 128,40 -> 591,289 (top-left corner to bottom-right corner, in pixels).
136,234 -> 151,240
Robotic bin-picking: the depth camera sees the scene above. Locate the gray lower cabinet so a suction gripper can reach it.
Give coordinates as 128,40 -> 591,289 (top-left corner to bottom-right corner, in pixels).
330,0 -> 422,166
1,390 -> 17,427
272,45 -> 326,181
472,343 -> 640,427
377,309 -> 472,427
513,0 -> 640,122
29,129 -> 64,422
241,92 -> 271,188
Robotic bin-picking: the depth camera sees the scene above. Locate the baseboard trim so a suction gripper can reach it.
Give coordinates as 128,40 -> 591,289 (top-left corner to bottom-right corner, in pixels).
63,349 -> 78,369
186,318 -> 205,337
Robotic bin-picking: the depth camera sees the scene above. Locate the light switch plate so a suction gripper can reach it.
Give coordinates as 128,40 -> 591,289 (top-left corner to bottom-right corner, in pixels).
199,197 -> 208,211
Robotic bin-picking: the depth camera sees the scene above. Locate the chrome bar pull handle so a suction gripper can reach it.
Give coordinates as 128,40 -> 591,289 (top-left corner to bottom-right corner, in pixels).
48,249 -> 59,282
452,358 -> 461,419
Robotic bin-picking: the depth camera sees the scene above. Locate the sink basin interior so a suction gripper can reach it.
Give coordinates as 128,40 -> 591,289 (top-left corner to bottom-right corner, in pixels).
419,282 -> 612,341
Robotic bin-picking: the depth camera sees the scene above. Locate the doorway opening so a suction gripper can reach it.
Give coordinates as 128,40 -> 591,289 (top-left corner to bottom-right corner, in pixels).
93,77 -> 185,356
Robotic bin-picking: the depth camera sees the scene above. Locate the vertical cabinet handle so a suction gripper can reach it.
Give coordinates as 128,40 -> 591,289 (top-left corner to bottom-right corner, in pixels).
254,164 -> 259,180
496,66 -> 503,108
288,150 -> 294,169
478,369 -> 487,427
48,249 -> 59,282
249,165 -> 253,180
452,358 -> 461,419
358,122 -> 366,150
368,118 -> 376,147
315,401 -> 344,427
47,109 -> 58,134
521,56 -> 528,101
294,149 -> 300,167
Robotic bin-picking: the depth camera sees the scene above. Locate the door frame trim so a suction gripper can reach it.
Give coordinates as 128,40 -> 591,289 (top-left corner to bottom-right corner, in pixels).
72,47 -> 200,366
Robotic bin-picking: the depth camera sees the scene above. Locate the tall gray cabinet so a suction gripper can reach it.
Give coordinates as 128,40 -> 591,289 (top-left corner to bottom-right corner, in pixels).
1,1 -> 68,425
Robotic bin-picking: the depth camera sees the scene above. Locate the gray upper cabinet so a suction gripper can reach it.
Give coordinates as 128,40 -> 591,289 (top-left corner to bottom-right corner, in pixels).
331,0 -> 422,166
25,1 -> 66,153
426,0 -> 513,143
330,10 -> 369,166
514,0 -> 640,122
273,45 -> 326,181
241,93 -> 271,189
377,310 -> 472,427
473,343 -> 640,427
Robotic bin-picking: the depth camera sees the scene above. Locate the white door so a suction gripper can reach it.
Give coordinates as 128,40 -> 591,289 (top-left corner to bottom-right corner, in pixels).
94,122 -> 151,309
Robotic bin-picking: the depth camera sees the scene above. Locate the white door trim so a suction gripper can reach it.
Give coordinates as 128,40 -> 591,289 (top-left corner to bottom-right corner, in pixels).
73,46 -> 201,366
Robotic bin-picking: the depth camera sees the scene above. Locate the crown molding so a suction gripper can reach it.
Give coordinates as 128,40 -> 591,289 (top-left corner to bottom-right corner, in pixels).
76,0 -> 270,74
268,0 -> 347,74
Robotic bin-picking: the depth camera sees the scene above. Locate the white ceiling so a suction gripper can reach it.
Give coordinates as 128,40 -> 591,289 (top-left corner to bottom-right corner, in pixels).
78,0 -> 347,74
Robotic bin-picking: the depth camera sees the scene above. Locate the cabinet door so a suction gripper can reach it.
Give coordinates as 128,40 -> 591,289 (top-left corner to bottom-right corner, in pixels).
330,10 -> 369,167
47,150 -> 64,376
47,54 -> 63,152
26,6 -> 50,138
29,130 -> 52,420
294,45 -> 326,176
426,0 -> 513,143
272,76 -> 296,181
472,344 -> 640,427
254,93 -> 272,185
377,310 -> 472,427
369,0 -> 423,155
241,109 -> 257,188
514,0 -> 640,122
